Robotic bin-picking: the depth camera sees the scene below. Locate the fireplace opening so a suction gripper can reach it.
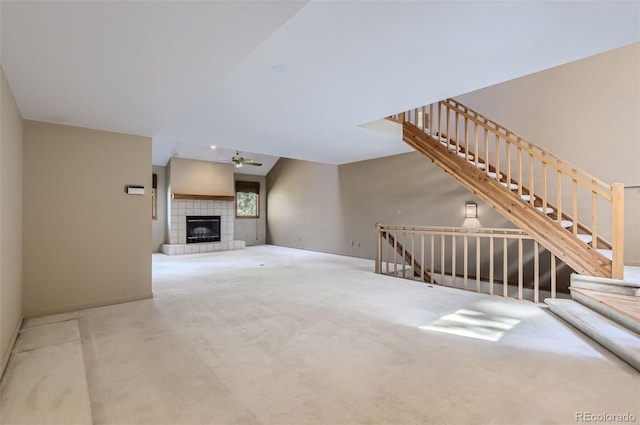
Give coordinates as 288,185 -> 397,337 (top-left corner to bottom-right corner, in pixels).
186,215 -> 221,244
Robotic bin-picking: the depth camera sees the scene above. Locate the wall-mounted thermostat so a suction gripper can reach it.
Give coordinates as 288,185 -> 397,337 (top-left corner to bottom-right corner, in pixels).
126,185 -> 145,195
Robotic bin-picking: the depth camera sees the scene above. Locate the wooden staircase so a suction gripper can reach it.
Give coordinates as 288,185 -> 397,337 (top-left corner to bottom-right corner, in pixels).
388,99 -> 624,279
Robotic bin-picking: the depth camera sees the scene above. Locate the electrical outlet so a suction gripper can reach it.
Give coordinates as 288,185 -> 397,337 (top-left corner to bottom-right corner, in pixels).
357,242 -> 361,247
349,240 -> 354,246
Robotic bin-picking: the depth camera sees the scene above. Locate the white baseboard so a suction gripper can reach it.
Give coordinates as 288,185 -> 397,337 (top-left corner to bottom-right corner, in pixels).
1,315 -> 24,380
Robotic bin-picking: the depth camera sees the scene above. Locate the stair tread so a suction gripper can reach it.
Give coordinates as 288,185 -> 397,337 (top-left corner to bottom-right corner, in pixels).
536,206 -> 554,214
545,298 -> 640,371
520,194 -> 535,202
468,160 -> 486,170
576,234 -> 593,244
598,249 -> 613,261
487,171 -> 502,179
439,140 -> 458,151
457,151 -> 473,160
557,219 -> 573,228
501,182 -> 519,190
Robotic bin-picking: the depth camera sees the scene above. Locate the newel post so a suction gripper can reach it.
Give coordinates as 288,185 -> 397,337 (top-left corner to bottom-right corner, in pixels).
375,223 -> 382,274
611,183 -> 624,279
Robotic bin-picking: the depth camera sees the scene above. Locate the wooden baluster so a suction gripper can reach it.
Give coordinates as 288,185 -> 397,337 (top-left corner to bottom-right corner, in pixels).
455,112 -> 460,154
534,241 -> 539,304
476,236 -> 481,292
385,231 -> 390,274
612,183 -> 625,279
506,142 -> 512,191
591,182 -> 598,250
430,234 -> 435,283
550,254 -> 556,299
411,231 -> 415,278
518,238 -> 523,300
484,130 -> 489,177
451,234 -> 456,288
438,103 -> 442,140
446,105 -> 450,145
393,231 -> 398,277
441,235 -> 445,284
464,117 -> 469,160
489,235 -> 494,295
421,233 -> 425,282
429,104 -> 434,137
503,238 -> 508,298
556,160 -> 563,225
517,143 -> 523,196
494,133 -> 500,179
463,235 -> 468,290
528,144 -> 534,205
375,224 -> 381,274
402,230 -> 406,278
572,171 -> 578,235
421,106 -> 426,132
542,152 -> 548,214
474,123 -> 479,168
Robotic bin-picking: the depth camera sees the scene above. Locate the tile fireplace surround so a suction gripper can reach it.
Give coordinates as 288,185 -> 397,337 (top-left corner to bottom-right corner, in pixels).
161,199 -> 245,255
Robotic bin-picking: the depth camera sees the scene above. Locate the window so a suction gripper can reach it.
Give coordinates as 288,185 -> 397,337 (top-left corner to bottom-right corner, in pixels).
236,181 -> 260,218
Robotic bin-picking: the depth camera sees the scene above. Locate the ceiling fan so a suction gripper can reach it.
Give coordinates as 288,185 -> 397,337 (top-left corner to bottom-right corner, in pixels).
231,151 -> 262,168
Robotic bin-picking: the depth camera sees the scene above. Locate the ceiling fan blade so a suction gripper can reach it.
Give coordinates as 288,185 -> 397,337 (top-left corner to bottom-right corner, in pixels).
243,160 -> 262,167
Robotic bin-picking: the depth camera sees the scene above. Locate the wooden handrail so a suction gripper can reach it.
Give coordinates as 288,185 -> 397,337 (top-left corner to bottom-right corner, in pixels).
388,98 -> 624,279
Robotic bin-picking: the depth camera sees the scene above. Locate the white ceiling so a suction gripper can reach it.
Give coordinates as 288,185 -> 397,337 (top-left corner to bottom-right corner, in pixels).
2,1 -> 638,175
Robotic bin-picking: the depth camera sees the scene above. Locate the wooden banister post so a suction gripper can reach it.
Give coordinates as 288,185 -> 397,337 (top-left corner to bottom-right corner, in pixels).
375,223 -> 382,274
611,183 -> 624,279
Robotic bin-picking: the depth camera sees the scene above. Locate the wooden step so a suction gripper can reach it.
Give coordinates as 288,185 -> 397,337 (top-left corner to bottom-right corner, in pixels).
520,194 -> 535,202
570,287 -> 640,334
545,298 -> 640,371
486,172 -> 502,180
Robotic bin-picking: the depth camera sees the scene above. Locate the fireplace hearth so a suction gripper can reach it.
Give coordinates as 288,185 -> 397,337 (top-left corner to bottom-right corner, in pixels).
186,215 -> 221,244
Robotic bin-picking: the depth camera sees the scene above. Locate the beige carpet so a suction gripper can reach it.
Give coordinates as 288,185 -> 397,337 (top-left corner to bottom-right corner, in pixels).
1,245 -> 638,425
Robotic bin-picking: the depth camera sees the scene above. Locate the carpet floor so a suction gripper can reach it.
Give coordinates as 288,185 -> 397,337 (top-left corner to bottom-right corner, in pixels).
1,245 -> 638,425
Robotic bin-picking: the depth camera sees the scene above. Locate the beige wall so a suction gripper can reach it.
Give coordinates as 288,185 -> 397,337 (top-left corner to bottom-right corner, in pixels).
152,165 -> 168,252
266,158 -> 347,254
0,67 -> 24,375
23,121 -> 152,317
168,157 -> 234,197
266,154 -> 509,259
234,173 -> 266,246
456,42 -> 640,265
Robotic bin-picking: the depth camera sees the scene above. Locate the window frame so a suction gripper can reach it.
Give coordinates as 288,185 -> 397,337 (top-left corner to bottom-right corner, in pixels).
235,181 -> 260,219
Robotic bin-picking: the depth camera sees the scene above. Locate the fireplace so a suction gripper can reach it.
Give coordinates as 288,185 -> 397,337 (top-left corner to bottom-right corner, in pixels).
186,215 -> 221,244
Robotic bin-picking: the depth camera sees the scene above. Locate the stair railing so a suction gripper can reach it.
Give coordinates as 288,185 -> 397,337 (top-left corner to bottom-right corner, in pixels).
376,224 -> 562,303
389,99 -> 624,279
